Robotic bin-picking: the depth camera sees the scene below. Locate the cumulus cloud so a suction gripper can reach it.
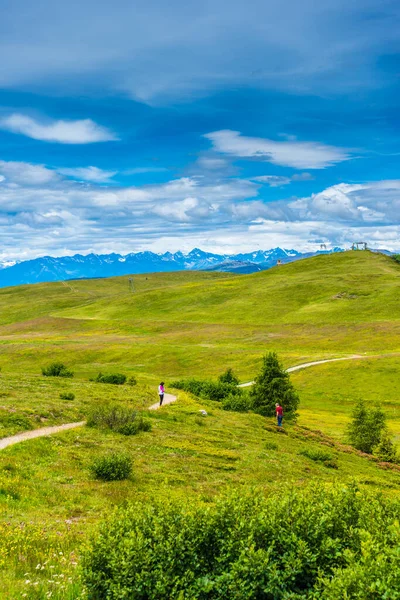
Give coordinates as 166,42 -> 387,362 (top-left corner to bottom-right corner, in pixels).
205,130 -> 352,169
0,160 -> 58,185
0,114 -> 118,144
0,161 -> 399,262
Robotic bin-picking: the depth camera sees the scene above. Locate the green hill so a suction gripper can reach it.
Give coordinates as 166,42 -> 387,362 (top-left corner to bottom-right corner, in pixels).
1,251 -> 400,597
0,250 -> 399,381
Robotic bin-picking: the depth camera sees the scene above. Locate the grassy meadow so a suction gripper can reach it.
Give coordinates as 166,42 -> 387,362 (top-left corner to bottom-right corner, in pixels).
1,250 -> 400,597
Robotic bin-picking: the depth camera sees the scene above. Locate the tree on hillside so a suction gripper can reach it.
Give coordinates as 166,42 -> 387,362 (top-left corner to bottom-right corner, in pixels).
347,400 -> 386,454
250,352 -> 299,419
218,368 -> 239,386
374,430 -> 398,463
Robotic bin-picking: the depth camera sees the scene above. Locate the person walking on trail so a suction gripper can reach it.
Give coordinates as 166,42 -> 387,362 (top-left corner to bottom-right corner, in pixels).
276,403 -> 283,427
158,382 -> 165,406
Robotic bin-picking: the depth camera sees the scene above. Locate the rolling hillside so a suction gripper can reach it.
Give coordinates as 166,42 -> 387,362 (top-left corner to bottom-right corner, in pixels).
1,250 -> 400,597
0,250 -> 399,381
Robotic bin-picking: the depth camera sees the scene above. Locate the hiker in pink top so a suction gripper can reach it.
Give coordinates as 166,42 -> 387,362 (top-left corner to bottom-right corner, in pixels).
158,382 -> 165,406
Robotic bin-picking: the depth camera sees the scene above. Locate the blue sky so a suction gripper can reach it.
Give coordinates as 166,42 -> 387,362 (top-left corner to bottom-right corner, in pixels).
0,0 -> 399,262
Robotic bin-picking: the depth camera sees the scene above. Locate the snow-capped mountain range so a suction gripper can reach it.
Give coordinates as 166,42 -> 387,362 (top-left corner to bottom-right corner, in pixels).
0,247 -> 345,288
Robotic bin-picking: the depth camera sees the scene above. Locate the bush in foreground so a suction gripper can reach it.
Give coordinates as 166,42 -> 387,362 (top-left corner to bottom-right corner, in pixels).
89,452 -> 132,481
87,403 -> 151,435
95,372 -> 127,385
82,484 -> 400,599
41,362 -> 73,378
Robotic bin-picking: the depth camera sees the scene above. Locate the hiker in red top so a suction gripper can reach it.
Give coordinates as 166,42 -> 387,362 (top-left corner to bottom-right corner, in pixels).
275,403 -> 283,427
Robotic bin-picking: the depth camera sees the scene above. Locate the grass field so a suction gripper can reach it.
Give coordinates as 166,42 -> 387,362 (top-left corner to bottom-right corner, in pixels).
1,250 -> 400,597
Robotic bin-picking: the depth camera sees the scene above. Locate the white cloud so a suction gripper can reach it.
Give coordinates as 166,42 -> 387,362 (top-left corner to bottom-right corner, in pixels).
0,165 -> 400,262
0,160 -> 58,185
253,175 -> 291,187
205,130 -> 352,169
0,0 -> 397,102
291,172 -> 314,182
58,166 -> 117,183
0,114 -> 118,144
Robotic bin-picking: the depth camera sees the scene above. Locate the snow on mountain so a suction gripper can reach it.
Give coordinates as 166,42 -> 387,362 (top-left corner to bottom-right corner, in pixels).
0,247 -> 347,288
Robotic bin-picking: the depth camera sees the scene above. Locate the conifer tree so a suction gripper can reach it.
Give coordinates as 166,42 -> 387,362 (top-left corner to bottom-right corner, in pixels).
250,352 -> 299,419
374,430 -> 398,463
347,400 -> 386,454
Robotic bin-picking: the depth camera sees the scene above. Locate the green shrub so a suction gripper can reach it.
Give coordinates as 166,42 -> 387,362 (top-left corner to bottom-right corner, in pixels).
222,393 -> 252,412
59,392 -> 75,401
299,447 -> 334,462
347,400 -> 386,454
90,452 -> 132,481
265,441 -> 278,450
127,376 -> 137,386
41,362 -> 73,378
95,372 -> 127,385
82,484 -> 400,599
218,368 -> 240,385
0,413 -> 33,431
374,429 -> 398,463
250,352 -> 299,419
171,378 -> 241,402
87,404 -> 151,435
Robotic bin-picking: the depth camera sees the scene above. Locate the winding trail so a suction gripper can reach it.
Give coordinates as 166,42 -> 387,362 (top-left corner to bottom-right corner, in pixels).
0,354 -> 380,450
238,354 -> 364,387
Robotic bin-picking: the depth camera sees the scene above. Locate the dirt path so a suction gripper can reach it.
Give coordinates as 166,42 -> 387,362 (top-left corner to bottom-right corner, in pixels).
0,421 -> 86,450
0,392 -> 178,451
0,354 -> 387,450
238,354 -> 366,387
148,392 -> 177,411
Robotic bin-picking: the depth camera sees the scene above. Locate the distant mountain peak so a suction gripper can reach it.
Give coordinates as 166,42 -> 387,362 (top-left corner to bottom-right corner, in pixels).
0,246 -> 378,288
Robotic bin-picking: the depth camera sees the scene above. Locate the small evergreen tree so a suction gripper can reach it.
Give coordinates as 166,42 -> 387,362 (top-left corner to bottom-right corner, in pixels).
347,400 -> 386,454
218,368 -> 240,386
374,430 -> 398,463
250,352 -> 299,419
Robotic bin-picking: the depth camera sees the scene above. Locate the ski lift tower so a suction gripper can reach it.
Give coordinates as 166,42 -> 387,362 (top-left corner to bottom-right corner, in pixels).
352,242 -> 367,251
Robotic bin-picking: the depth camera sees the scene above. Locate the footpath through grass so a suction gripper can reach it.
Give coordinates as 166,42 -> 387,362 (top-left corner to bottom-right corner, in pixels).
2,391 -> 400,597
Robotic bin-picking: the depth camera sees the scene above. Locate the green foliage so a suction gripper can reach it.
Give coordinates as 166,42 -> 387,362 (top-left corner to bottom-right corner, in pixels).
250,351 -> 299,418
127,375 -> 137,386
87,403 -> 151,435
222,393 -> 252,412
41,362 -> 73,378
95,372 -> 127,385
374,429 -> 398,463
218,368 -> 240,385
0,413 -> 33,431
392,254 -> 400,264
59,392 -> 75,400
299,447 -> 338,468
171,378 -> 241,402
265,441 -> 278,450
347,400 -> 386,454
299,447 -> 334,462
82,484 -> 400,599
89,452 -> 132,481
